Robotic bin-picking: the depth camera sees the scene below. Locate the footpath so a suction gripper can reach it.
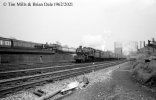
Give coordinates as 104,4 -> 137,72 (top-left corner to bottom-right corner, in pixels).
60,62 -> 156,100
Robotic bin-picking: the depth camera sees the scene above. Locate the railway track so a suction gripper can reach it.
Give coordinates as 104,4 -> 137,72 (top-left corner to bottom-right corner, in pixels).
0,60 -> 127,97
0,60 -> 74,72
0,61 -> 115,80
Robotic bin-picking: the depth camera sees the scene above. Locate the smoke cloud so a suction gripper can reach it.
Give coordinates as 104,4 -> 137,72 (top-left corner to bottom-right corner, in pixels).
81,34 -> 106,50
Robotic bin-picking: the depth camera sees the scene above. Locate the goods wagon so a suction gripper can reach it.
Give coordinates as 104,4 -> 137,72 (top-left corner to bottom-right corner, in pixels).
108,52 -> 117,60
100,52 -> 105,58
104,51 -> 110,58
0,37 -> 12,48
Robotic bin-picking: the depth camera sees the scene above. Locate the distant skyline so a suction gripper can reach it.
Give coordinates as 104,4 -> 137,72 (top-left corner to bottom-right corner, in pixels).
0,0 -> 156,51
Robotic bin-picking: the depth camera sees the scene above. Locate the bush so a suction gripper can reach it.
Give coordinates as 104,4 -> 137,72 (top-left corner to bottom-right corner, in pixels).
131,59 -> 156,87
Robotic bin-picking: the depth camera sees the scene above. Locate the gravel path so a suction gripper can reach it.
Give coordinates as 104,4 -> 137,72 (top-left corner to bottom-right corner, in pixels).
58,62 -> 156,100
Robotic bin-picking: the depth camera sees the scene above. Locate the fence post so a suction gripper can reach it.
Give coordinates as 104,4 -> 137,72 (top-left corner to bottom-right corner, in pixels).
0,55 -> 1,64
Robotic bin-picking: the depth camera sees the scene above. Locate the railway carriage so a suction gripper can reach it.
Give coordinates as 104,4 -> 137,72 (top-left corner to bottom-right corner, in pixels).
12,39 -> 37,49
0,37 -> 39,49
0,37 -> 12,48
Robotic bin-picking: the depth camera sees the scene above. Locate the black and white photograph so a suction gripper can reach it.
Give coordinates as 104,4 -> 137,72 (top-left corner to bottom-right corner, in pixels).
0,0 -> 156,99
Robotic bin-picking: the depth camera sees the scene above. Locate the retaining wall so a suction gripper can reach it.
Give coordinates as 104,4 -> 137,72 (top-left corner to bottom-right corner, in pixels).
0,53 -> 74,64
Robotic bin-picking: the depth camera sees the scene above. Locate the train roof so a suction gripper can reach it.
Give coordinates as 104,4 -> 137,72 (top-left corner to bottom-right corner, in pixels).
0,36 -> 12,40
0,36 -> 42,44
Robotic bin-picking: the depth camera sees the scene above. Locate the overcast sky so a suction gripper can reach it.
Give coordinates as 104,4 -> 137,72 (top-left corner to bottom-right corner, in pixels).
0,0 -> 156,51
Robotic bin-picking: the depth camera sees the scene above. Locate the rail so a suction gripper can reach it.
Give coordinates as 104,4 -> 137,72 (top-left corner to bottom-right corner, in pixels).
0,60 -> 127,97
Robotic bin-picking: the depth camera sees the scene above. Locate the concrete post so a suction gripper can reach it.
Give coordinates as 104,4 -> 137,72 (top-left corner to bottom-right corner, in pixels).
0,55 -> 1,64
40,56 -> 43,63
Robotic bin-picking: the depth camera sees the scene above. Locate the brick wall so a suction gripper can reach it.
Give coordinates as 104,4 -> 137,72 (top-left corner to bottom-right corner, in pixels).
0,53 -> 73,64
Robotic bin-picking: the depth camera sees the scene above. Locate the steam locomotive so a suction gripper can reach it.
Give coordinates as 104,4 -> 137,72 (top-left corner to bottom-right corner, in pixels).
74,46 -> 123,62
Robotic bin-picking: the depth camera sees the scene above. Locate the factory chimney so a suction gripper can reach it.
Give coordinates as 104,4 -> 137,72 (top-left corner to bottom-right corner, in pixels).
143,41 -> 145,47
152,38 -> 155,43
140,41 -> 142,49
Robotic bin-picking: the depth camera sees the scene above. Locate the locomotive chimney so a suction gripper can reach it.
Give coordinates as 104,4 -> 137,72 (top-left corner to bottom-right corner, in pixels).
148,40 -> 151,45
